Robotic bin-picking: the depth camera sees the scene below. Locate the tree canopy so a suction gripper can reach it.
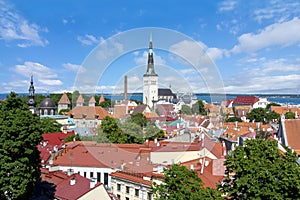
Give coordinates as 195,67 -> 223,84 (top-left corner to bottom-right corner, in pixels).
220,139 -> 300,200
39,117 -> 62,133
247,108 -> 279,123
180,105 -> 192,115
192,100 -> 206,115
226,116 -> 242,122
152,164 -> 222,200
0,92 -> 43,199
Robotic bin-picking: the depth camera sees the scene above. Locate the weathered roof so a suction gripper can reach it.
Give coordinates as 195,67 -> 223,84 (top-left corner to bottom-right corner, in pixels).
283,119 -> 300,154
233,96 -> 259,106
76,94 -> 84,104
40,168 -> 106,200
58,92 -> 71,105
89,96 -> 96,104
68,106 -> 111,120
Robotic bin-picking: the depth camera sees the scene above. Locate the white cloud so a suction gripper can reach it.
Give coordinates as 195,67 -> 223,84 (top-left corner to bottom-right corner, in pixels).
218,0 -> 238,12
62,19 -> 68,25
231,17 -> 300,53
96,39 -> 124,60
11,61 -> 62,86
62,63 -> 85,73
77,34 -> 104,46
169,40 -> 225,67
253,0 -> 300,23
0,0 -> 48,47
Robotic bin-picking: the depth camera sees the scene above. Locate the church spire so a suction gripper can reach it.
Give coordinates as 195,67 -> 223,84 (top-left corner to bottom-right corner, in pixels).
29,75 -> 35,97
144,33 -> 157,76
27,75 -> 36,114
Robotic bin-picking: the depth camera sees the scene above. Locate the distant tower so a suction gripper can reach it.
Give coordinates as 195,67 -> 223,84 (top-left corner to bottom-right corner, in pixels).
27,75 -> 37,114
143,33 -> 158,107
124,75 -> 128,101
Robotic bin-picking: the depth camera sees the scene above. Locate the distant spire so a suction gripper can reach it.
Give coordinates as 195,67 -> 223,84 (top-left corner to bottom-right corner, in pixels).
144,33 -> 157,76
29,75 -> 35,96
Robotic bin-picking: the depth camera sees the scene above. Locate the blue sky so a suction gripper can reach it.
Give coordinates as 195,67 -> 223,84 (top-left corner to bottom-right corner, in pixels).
1,0 -> 300,94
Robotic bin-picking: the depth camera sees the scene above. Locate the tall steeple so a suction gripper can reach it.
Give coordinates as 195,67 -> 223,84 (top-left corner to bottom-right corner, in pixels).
143,33 -> 158,108
144,33 -> 157,76
27,75 -> 37,114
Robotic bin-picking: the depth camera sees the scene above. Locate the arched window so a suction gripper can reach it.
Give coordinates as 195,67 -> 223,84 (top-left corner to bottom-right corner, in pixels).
44,109 -> 48,115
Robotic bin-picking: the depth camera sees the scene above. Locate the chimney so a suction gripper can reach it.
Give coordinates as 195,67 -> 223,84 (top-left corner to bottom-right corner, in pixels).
67,168 -> 74,176
70,177 -> 76,186
90,178 -> 97,188
124,75 -> 128,101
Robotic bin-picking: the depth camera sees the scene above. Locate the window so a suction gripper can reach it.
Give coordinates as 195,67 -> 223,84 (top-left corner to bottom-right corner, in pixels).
104,173 -> 108,186
97,172 -> 101,182
126,197 -> 129,200
84,172 -> 86,178
135,189 -> 139,197
117,184 -> 121,191
77,171 -> 80,175
148,192 -> 152,200
126,186 -> 130,194
90,172 -> 94,178
117,195 -> 121,199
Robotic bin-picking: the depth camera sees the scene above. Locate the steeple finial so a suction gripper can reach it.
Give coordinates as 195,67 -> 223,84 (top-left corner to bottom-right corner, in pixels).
149,32 -> 153,50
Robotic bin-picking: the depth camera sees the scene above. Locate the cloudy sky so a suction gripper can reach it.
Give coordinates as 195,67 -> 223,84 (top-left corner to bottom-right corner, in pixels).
1,0 -> 300,94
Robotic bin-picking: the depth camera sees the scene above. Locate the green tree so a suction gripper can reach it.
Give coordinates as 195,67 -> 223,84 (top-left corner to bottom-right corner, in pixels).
247,107 -> 267,122
152,164 -> 222,200
145,122 -> 164,140
121,121 -> 145,144
180,105 -> 192,115
191,100 -> 206,115
65,134 -> 81,143
266,102 -> 281,110
226,116 -> 242,122
265,110 -> 280,122
220,139 -> 300,200
285,111 -> 295,119
0,92 -> 43,199
127,113 -> 147,128
40,117 -> 62,133
58,108 -> 70,115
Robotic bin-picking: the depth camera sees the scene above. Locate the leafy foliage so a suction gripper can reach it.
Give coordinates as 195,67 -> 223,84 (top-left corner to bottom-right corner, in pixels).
191,100 -> 206,115
152,164 -> 222,200
180,105 -> 192,115
58,108 -> 70,115
220,139 -> 300,200
0,92 -> 43,199
145,121 -> 165,140
285,111 -> 295,119
226,116 -> 242,122
266,102 -> 281,110
247,108 -> 279,123
127,113 -> 147,128
65,134 -> 81,143
39,117 -> 61,133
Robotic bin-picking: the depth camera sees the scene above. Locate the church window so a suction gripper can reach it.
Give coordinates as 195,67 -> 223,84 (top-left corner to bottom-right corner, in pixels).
44,109 -> 48,115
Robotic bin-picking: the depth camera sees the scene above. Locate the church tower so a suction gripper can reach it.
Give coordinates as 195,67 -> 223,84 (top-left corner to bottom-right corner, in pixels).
27,75 -> 37,114
143,34 -> 158,108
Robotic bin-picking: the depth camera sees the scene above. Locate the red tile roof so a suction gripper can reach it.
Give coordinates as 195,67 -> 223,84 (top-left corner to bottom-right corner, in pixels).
41,168 -> 106,200
38,131 -> 75,163
110,171 -> 152,186
180,158 -> 224,189
99,93 -> 105,103
283,119 -> 300,154
68,106 -> 111,120
58,92 -> 71,105
53,142 -> 148,169
89,96 -> 96,104
233,96 -> 259,106
76,94 -> 84,104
